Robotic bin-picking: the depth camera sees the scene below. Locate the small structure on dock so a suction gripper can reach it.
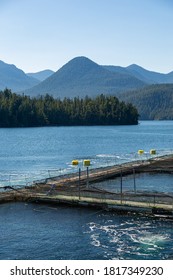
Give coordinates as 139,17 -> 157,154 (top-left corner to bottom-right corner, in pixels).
83,159 -> 90,166
138,150 -> 144,155
72,160 -> 79,165
150,149 -> 156,155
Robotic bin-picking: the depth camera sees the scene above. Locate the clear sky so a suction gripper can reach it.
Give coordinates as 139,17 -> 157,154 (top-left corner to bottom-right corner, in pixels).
0,0 -> 173,73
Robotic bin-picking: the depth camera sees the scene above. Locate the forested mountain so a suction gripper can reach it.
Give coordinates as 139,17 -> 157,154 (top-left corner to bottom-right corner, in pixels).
1,57 -> 173,97
0,60 -> 39,91
105,64 -> 173,84
27,70 -> 54,81
118,84 -> 173,120
0,89 -> 138,127
126,64 -> 170,84
24,57 -> 146,98
103,65 -> 133,76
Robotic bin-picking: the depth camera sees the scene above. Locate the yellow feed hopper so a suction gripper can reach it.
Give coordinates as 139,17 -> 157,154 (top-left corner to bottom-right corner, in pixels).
138,150 -> 144,155
150,149 -> 156,155
72,160 -> 79,165
83,159 -> 90,166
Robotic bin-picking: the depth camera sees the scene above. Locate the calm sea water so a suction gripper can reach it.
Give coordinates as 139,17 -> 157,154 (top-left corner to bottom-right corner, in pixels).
0,120 -> 173,186
0,121 -> 173,260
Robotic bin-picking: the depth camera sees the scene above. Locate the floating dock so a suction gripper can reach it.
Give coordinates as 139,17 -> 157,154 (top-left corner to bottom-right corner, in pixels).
1,154 -> 173,219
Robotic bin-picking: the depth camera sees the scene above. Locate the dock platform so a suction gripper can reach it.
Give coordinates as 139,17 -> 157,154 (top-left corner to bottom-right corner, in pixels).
1,154 -> 173,219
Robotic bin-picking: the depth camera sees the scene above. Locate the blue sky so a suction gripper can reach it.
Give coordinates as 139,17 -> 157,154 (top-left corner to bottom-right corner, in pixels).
0,0 -> 172,73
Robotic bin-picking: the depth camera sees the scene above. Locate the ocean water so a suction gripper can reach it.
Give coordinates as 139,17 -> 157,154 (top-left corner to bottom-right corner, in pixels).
0,202 -> 173,260
92,173 -> 173,194
0,121 -> 173,259
0,120 -> 173,186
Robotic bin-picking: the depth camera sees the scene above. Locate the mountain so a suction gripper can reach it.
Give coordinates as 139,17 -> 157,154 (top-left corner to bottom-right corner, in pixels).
165,71 -> 173,83
0,60 -> 39,91
103,65 -> 133,76
118,84 -> 173,120
27,69 -> 54,81
24,56 -> 146,98
126,64 -> 167,84
104,64 -> 173,84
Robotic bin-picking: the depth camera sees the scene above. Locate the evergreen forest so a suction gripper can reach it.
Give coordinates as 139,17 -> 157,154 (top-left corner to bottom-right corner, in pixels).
118,84 -> 173,120
0,89 -> 138,127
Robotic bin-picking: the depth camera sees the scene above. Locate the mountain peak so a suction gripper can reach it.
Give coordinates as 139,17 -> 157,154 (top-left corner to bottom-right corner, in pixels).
126,64 -> 165,84
27,69 -> 54,81
67,56 -> 95,63
24,56 -> 145,97
0,60 -> 39,91
127,64 -> 145,70
0,60 -> 22,73
58,56 -> 99,73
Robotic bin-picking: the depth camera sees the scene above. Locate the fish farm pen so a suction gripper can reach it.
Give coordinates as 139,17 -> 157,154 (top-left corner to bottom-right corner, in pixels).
1,154 -> 173,219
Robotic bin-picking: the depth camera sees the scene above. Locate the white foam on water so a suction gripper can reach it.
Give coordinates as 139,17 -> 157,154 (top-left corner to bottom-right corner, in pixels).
90,234 -> 101,247
88,222 -> 97,232
101,226 -> 116,234
110,236 -> 119,243
140,234 -> 169,245
96,154 -> 112,158
130,231 -> 170,249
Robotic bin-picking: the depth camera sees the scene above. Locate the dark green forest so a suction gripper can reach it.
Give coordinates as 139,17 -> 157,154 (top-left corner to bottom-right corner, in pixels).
118,84 -> 173,120
0,89 -> 138,127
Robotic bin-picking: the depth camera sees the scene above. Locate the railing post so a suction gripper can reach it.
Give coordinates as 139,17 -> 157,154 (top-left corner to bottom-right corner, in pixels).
86,166 -> 89,188
154,195 -> 156,206
120,169 -> 123,204
78,168 -> 81,200
133,168 -> 136,193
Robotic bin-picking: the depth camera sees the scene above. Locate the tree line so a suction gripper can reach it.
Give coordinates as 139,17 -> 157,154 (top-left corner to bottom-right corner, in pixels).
0,89 -> 138,127
118,84 -> 173,120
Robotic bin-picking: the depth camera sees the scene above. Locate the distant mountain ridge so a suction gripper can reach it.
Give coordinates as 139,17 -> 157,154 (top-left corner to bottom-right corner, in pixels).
0,60 -> 39,91
1,56 -> 173,97
24,56 -> 146,97
105,64 -> 173,84
27,70 -> 54,81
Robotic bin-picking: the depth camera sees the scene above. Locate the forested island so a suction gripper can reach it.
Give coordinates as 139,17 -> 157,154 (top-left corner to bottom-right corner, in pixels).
0,89 -> 138,127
